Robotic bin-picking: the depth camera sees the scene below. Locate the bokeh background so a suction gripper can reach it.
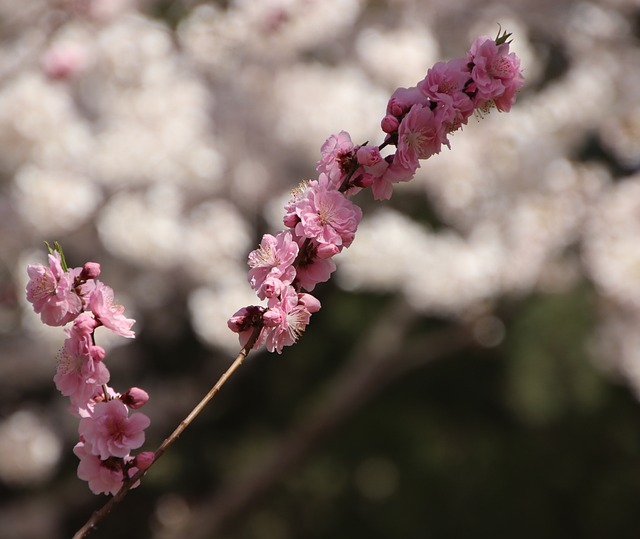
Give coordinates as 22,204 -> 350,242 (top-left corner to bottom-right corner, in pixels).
2,0 -> 640,537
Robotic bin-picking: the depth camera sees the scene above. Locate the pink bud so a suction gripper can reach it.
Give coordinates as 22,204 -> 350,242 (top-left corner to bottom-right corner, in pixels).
283,212 -> 300,229
316,243 -> 340,259
134,451 -> 155,471
121,387 -> 149,409
381,114 -> 399,133
356,145 -> 381,167
298,293 -> 321,313
81,262 -> 101,280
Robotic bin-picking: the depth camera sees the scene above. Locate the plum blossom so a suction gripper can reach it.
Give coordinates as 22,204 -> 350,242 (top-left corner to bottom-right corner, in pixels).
316,131 -> 357,188
417,58 -> 475,137
73,441 -> 142,496
368,156 -> 417,201
418,58 -> 470,101
293,176 -> 363,252
353,145 -> 389,190
74,442 -> 126,496
396,104 -> 444,170
88,281 -> 136,338
466,35 -> 524,112
26,244 -> 151,496
262,286 -> 315,354
41,43 -> 89,80
248,232 -> 299,299
54,313 -> 110,409
295,250 -> 336,292
26,251 -> 83,326
79,399 -> 150,460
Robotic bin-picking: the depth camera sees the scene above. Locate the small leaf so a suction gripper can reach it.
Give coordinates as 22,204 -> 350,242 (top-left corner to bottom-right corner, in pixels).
495,25 -> 513,46
44,241 -> 69,272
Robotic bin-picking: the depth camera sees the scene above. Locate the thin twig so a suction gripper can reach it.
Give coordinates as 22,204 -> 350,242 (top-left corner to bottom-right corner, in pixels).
72,326 -> 262,539
178,301 -> 475,539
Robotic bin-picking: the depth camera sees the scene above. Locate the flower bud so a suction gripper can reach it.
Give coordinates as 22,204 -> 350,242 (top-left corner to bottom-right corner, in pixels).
80,262 -> 101,281
134,451 -> 155,471
283,212 -> 300,229
316,243 -> 340,259
298,293 -> 321,313
121,387 -> 149,409
381,114 -> 399,134
227,305 -> 265,333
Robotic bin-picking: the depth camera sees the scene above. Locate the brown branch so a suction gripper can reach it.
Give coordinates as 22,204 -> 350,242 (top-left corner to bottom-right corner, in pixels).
72,326 -> 262,539
177,300 -> 475,539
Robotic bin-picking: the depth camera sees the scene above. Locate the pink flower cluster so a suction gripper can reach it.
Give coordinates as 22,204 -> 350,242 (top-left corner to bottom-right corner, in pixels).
228,31 -> 524,353
26,247 -> 152,495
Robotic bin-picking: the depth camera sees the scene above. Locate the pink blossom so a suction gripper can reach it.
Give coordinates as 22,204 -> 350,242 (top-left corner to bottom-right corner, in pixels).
368,155 -> 418,201
26,252 -> 83,326
353,145 -> 389,190
294,177 -> 363,253
41,43 -> 89,80
356,145 -> 388,175
316,131 -> 356,188
79,399 -> 150,459
294,249 -> 336,292
74,441 -> 125,495
248,232 -> 298,300
417,58 -> 474,137
88,281 -> 135,338
396,104 -> 444,169
418,58 -> 470,101
76,385 -> 119,419
54,313 -> 110,408
262,286 -> 313,353
466,35 -> 524,112
371,174 -> 394,201
283,181 -> 310,229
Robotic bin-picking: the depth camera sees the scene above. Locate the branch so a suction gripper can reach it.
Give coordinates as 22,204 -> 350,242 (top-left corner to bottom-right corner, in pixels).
175,300 -> 475,538
72,326 -> 262,539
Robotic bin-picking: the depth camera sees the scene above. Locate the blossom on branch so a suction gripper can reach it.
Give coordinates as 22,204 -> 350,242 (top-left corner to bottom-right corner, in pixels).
228,30 -> 524,354
79,399 -> 150,460
26,251 -> 83,326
